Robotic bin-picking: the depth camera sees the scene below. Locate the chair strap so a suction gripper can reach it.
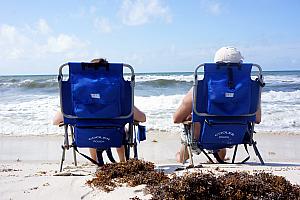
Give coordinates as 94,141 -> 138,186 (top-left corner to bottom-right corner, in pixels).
201,148 -> 215,163
240,144 -> 250,163
104,148 -> 116,163
73,146 -> 102,166
213,144 -> 250,164
73,145 -> 117,166
227,67 -> 235,89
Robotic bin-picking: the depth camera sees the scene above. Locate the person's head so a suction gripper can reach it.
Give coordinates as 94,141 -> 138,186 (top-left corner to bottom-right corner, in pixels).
90,58 -> 108,64
214,47 -> 244,64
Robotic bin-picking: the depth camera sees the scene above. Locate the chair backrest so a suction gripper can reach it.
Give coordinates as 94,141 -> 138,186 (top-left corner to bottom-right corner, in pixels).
58,62 -> 134,148
192,63 -> 263,150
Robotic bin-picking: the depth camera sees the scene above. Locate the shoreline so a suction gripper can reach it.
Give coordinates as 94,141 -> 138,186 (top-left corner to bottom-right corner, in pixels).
1,131 -> 300,199
1,131 -> 300,163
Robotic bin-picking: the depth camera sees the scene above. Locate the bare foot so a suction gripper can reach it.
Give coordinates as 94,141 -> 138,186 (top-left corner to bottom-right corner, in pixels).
175,148 -> 189,163
175,152 -> 182,163
217,148 -> 226,161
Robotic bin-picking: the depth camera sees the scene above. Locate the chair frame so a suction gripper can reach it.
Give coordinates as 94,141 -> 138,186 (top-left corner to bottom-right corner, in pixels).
183,63 -> 265,166
58,63 -> 137,172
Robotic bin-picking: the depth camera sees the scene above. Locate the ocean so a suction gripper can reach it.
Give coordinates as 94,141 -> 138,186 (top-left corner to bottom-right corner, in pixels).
0,71 -> 299,136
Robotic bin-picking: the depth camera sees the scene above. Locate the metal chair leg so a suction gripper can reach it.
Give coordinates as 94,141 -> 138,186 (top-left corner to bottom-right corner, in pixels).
125,144 -> 130,160
60,145 -> 66,172
73,148 -> 77,166
183,123 -> 194,166
253,141 -> 265,165
60,125 -> 70,172
125,123 -> 134,160
70,127 -> 77,166
133,142 -> 138,159
232,145 -> 238,163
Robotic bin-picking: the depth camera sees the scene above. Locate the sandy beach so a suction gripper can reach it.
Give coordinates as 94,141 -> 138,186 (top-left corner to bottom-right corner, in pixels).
1,131 -> 300,199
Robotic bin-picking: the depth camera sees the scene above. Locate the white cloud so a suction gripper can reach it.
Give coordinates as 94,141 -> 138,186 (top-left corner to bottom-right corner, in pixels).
0,24 -> 30,59
119,0 -> 172,26
201,0 -> 223,16
0,21 -> 88,63
44,34 -> 86,53
36,19 -> 51,34
89,6 -> 97,14
94,17 -> 112,33
209,2 -> 222,15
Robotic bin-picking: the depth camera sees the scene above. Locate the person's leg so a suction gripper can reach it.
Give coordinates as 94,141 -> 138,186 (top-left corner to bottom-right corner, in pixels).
116,146 -> 126,162
176,144 -> 189,163
176,122 -> 200,163
89,148 -> 97,160
193,122 -> 201,140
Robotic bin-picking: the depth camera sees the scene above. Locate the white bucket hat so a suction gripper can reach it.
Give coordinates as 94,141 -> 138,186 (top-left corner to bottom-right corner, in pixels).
214,47 -> 244,63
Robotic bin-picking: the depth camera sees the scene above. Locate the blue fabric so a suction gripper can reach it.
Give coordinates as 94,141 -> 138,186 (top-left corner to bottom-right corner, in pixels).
191,63 -> 261,150
74,126 -> 124,148
200,121 -> 248,150
137,125 -> 146,142
60,62 -> 134,149
207,78 -> 251,115
70,62 -> 123,118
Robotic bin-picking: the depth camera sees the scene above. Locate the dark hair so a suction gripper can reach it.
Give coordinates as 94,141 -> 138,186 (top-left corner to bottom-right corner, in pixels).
90,58 -> 108,64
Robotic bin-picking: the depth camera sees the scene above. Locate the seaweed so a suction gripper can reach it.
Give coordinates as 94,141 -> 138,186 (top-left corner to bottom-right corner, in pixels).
87,160 -> 300,199
86,159 -> 168,192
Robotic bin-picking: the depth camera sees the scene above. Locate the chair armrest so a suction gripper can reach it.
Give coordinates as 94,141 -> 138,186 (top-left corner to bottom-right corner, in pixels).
58,122 -> 65,127
183,120 -> 192,125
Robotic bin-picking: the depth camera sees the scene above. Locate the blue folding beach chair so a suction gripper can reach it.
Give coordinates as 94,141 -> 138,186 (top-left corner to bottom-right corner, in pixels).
183,62 -> 265,166
58,60 -> 142,171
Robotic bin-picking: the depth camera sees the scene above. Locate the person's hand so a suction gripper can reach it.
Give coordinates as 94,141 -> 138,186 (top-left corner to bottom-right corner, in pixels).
185,114 -> 192,121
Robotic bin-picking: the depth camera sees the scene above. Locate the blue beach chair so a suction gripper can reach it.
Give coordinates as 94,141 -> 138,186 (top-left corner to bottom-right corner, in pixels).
58,60 -> 141,171
183,63 -> 265,166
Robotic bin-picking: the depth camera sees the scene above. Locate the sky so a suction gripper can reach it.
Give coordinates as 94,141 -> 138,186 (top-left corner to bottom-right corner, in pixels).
0,0 -> 300,75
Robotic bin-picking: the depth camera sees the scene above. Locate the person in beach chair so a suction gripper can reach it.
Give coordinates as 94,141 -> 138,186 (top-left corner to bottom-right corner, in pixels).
56,58 -> 146,171
173,47 -> 264,165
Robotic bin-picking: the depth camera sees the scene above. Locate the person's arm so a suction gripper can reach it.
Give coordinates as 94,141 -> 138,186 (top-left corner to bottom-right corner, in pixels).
133,106 -> 146,122
173,88 -> 193,123
53,111 -> 63,125
255,106 -> 261,124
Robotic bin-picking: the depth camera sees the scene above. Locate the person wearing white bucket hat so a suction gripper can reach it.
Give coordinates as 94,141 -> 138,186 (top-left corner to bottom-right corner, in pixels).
173,47 -> 261,163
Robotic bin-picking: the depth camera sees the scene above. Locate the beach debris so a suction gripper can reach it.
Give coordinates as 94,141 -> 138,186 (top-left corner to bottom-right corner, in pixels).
268,151 -> 276,155
86,159 -> 169,192
53,172 -> 86,176
151,139 -> 158,143
0,168 -> 22,172
147,171 -> 300,200
29,186 -> 38,190
87,160 -> 300,199
36,171 -> 47,175
42,182 -> 50,187
129,196 -> 142,200
175,164 -> 203,171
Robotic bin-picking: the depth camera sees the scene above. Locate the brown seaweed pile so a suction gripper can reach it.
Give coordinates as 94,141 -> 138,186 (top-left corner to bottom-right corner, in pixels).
147,172 -> 300,200
86,159 -> 168,192
87,160 -> 300,199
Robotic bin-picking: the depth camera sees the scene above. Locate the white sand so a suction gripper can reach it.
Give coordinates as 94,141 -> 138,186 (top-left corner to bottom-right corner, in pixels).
1,131 -> 300,200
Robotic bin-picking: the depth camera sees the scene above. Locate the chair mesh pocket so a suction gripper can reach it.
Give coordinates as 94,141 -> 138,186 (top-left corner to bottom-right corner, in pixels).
200,121 -> 248,150
74,126 -> 124,148
207,79 -> 251,115
72,78 -> 121,118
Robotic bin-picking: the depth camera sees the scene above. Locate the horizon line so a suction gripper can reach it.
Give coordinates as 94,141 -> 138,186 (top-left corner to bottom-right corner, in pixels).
1,69 -> 300,76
